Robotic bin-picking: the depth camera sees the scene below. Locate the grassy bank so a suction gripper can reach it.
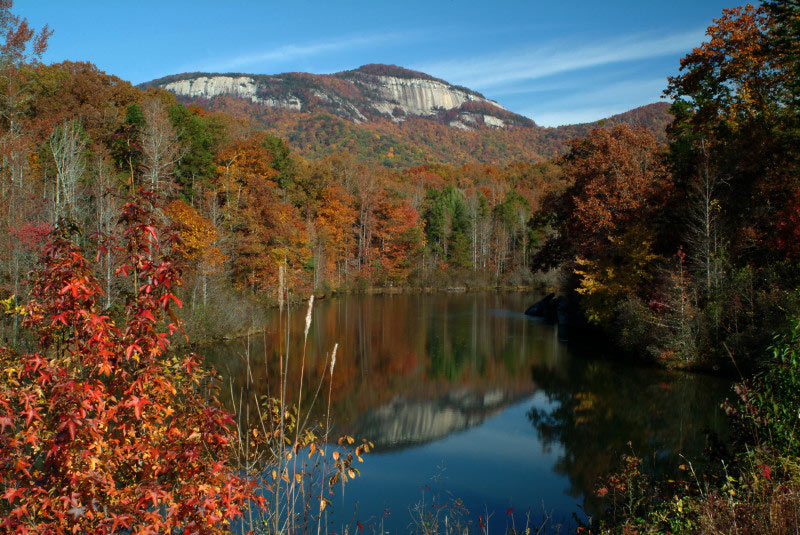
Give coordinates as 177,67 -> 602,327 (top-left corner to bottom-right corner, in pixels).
589,318 -> 800,534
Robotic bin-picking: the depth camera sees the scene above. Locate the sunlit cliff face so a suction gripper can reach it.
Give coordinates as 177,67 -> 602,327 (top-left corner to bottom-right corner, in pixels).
157,69 -> 512,130
162,76 -> 303,110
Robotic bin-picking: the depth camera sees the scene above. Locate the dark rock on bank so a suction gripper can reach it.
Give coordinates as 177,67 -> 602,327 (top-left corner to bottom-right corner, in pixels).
526,294 -> 584,341
524,293 -> 557,321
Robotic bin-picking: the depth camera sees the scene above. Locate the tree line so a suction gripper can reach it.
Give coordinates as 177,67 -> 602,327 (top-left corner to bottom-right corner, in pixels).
535,2 -> 800,373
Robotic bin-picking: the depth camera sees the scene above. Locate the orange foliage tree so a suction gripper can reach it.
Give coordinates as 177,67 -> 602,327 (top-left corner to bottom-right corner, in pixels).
374,199 -> 424,283
315,184 -> 357,285
213,135 -> 278,230
561,125 -> 671,257
539,125 -> 671,324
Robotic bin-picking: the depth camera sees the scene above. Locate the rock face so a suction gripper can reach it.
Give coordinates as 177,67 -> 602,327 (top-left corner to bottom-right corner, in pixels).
365,75 -> 502,118
162,75 -> 302,111
144,64 -> 531,130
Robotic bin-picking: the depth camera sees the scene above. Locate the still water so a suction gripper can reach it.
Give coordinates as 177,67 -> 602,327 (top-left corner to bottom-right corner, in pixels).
204,292 -> 731,532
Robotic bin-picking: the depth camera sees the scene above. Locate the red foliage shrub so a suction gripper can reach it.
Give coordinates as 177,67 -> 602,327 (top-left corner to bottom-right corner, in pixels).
0,192 -> 257,534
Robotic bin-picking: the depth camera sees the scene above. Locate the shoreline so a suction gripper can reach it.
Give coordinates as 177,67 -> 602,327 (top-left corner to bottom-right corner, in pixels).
180,285 -> 548,349
182,287 -> 740,381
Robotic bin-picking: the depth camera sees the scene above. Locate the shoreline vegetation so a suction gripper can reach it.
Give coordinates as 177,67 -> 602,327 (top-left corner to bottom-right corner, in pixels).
0,0 -> 799,534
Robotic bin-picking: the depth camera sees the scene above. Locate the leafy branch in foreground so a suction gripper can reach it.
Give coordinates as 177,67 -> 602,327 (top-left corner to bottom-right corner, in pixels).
0,191 -> 256,534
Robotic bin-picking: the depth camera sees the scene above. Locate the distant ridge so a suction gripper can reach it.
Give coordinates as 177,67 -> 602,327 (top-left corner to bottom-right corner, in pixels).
142,64 -> 672,167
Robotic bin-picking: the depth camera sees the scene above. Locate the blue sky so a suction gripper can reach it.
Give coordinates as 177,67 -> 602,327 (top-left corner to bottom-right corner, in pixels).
19,0 -> 739,127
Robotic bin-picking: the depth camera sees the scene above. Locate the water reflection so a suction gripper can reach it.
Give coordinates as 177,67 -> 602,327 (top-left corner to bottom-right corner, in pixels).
204,293 -> 564,446
203,292 -> 730,529
527,358 -> 730,516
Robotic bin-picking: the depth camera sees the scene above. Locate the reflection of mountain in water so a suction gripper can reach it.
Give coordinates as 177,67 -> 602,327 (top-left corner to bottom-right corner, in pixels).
203,293 -> 735,528
349,387 -> 528,450
205,292 -> 562,448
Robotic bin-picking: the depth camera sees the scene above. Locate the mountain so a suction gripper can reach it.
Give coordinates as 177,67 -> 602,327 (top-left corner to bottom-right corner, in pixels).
143,64 -> 672,167
144,64 -> 535,129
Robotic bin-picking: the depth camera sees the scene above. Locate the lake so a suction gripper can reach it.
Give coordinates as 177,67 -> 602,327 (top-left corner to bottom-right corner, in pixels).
204,292 -> 732,533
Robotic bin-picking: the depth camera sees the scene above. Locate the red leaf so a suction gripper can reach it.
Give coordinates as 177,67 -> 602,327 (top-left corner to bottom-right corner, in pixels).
759,463 -> 772,480
3,487 -> 22,504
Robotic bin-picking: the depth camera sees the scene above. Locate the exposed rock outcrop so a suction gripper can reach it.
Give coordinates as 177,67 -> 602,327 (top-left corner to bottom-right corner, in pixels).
525,294 -> 585,342
364,75 -> 502,118
145,64 -> 527,130
162,75 -> 302,110
525,294 -> 557,321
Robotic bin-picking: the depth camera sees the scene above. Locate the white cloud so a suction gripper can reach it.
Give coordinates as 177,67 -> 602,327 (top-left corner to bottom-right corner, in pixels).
416,28 -> 704,90
550,77 -> 668,107
528,107 -> 627,127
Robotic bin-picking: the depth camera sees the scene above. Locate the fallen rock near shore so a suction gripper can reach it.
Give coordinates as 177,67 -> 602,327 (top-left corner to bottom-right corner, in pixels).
524,293 -> 557,321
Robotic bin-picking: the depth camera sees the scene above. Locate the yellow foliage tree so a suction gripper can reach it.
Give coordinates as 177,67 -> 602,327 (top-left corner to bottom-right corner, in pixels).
164,200 -> 224,305
575,226 -> 660,326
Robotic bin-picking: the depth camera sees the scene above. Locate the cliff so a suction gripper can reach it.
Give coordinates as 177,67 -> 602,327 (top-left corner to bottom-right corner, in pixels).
143,64 -> 532,129
141,65 -> 673,167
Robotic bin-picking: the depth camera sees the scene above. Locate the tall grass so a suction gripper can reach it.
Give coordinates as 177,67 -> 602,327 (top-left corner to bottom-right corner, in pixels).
227,290 -> 370,535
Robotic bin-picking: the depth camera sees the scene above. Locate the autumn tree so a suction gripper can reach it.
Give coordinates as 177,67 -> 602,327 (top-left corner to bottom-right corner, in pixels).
374,198 -> 424,283
575,225 -> 660,327
655,3 -> 800,364
0,192 -> 255,534
665,4 -> 796,261
0,0 -> 51,197
213,134 -> 310,292
164,199 -> 224,307
213,134 -> 276,231
0,0 -> 52,345
314,184 -> 357,286
537,125 -> 670,326
560,125 -> 670,258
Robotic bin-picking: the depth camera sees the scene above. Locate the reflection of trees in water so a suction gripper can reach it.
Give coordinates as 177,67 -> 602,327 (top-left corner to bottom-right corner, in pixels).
527,359 -> 731,516
205,292 -> 560,446
425,293 -> 561,382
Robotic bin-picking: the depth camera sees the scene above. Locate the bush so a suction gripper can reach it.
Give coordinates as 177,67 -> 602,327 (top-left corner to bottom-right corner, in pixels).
592,316 -> 800,534
728,315 -> 800,457
0,194 -> 255,534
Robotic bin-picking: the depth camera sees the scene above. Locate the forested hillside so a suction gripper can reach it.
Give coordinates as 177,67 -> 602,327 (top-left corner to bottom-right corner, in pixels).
0,58 -> 568,344
145,64 -> 672,167
188,98 -> 671,167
